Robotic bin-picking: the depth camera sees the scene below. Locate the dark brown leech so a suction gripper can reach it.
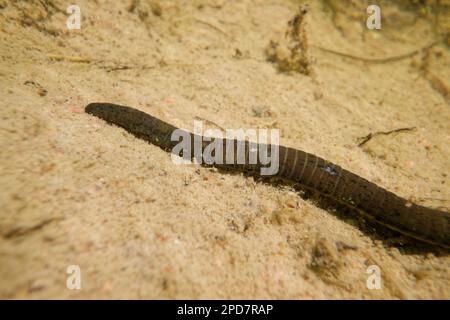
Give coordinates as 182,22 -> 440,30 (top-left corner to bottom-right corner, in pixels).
85,103 -> 450,248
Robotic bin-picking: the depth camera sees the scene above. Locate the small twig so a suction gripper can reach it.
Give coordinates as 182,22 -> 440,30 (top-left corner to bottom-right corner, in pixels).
316,40 -> 440,64
105,66 -> 133,72
101,64 -> 158,72
192,18 -> 230,37
47,54 -> 92,63
194,116 -> 226,131
2,217 -> 61,239
23,80 -> 48,96
357,127 -> 416,147
46,52 -> 214,73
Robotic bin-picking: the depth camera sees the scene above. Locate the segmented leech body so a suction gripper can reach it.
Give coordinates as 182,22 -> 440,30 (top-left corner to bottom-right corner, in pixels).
85,103 -> 450,249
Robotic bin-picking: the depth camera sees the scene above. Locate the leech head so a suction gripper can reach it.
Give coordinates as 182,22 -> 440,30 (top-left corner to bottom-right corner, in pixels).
85,103 -> 181,151
85,103 -> 116,121
85,102 -> 144,128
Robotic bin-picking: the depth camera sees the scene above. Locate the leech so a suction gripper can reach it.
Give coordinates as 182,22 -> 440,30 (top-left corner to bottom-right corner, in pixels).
85,103 -> 450,249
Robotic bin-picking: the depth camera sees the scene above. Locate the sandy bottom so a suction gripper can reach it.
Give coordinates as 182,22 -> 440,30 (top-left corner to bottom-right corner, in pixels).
0,0 -> 449,299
